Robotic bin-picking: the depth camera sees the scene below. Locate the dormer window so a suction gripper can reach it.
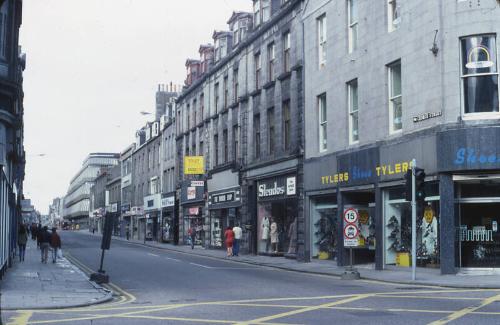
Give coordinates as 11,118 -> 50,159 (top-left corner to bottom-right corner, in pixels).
214,37 -> 227,62
253,0 -> 270,26
253,1 -> 261,26
233,18 -> 249,46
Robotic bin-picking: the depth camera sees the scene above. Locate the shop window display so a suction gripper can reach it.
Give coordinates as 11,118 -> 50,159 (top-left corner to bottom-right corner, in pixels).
312,205 -> 337,260
384,186 -> 440,267
257,199 -> 297,255
455,181 -> 500,268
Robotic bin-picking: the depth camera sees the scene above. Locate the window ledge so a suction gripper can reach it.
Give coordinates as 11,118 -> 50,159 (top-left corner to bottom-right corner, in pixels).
263,80 -> 275,89
461,113 -> 500,121
239,94 -> 249,102
250,89 -> 262,97
228,102 -> 238,110
277,71 -> 292,81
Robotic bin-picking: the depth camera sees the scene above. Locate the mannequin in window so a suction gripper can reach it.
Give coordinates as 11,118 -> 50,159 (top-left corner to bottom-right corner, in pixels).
261,216 -> 270,241
270,219 -> 279,253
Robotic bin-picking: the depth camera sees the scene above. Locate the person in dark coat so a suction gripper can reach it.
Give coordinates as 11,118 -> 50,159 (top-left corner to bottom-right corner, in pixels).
18,224 -> 28,262
50,227 -> 62,263
39,226 -> 51,264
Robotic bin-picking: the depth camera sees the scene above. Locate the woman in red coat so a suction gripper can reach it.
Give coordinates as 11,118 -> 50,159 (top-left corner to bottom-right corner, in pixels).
224,226 -> 235,257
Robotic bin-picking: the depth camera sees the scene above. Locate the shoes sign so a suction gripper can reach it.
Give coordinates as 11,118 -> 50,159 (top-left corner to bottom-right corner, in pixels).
343,208 -> 360,247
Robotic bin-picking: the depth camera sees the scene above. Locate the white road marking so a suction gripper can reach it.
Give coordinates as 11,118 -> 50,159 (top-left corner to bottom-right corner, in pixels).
164,257 -> 181,262
189,262 -> 213,269
147,253 -> 159,257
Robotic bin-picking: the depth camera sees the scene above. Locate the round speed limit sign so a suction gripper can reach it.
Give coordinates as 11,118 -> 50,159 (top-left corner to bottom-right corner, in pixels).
343,208 -> 359,224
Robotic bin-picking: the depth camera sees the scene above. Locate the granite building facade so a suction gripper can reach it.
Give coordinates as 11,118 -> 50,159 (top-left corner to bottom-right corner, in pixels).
175,0 -> 306,259
303,0 -> 500,274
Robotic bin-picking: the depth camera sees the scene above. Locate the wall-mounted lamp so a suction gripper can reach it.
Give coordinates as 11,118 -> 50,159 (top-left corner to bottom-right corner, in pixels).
430,30 -> 439,57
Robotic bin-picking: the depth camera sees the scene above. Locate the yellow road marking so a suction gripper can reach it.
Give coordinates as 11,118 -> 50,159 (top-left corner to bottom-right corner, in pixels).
64,251 -> 136,306
234,294 -> 373,325
428,293 -> 500,325
373,294 -> 483,301
120,315 -> 302,324
6,311 -> 33,325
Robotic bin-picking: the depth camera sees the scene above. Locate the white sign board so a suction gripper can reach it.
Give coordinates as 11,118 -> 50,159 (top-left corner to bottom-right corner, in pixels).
343,208 -> 360,247
286,177 -> 296,195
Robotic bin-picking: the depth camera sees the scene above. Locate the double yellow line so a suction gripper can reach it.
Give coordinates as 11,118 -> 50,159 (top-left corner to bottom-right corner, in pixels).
64,252 -> 136,306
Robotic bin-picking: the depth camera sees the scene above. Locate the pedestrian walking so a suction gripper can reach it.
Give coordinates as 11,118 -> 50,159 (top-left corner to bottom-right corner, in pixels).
17,224 -> 28,262
50,227 -> 61,263
224,226 -> 234,258
188,226 -> 196,249
126,225 -> 130,240
39,226 -> 51,264
31,223 -> 37,241
232,224 -> 242,257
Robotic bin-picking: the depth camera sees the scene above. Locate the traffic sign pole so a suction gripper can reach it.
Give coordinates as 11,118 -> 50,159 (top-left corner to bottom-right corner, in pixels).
411,158 -> 417,281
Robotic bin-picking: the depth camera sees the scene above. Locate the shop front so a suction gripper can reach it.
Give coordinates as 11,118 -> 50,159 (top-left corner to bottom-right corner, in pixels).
255,174 -> 298,257
160,192 -> 176,243
438,126 -> 500,274
120,203 -> 131,238
143,194 -> 161,241
180,180 -> 205,246
207,169 -> 241,249
208,187 -> 241,248
305,136 -> 441,270
130,206 -> 143,240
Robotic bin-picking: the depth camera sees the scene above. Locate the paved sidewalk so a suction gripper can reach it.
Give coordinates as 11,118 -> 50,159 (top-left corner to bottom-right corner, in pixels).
0,241 -> 112,310
81,230 -> 500,289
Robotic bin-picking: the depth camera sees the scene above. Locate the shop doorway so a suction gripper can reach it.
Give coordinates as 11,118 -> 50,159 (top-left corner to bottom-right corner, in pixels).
342,190 -> 376,265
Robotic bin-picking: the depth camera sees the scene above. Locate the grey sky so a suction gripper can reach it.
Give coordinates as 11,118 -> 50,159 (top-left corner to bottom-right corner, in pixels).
20,0 -> 251,214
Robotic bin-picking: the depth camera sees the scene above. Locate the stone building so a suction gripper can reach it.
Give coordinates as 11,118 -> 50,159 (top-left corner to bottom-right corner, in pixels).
0,0 -> 25,277
303,0 -> 500,274
175,0 -> 305,259
63,153 -> 119,229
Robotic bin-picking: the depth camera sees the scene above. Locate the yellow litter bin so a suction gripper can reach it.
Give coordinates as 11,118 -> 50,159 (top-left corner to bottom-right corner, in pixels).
396,252 -> 411,267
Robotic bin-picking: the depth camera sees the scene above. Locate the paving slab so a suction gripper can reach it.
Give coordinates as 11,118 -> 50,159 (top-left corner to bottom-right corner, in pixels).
0,240 -> 112,310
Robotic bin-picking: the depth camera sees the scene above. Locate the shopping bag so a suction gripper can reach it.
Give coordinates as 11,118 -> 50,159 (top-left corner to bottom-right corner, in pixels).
57,248 -> 63,259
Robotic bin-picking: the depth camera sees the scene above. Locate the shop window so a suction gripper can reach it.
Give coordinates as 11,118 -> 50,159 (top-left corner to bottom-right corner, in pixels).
312,199 -> 338,260
455,181 -> 500,268
384,185 -> 440,268
257,199 -> 297,255
460,35 -> 499,116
